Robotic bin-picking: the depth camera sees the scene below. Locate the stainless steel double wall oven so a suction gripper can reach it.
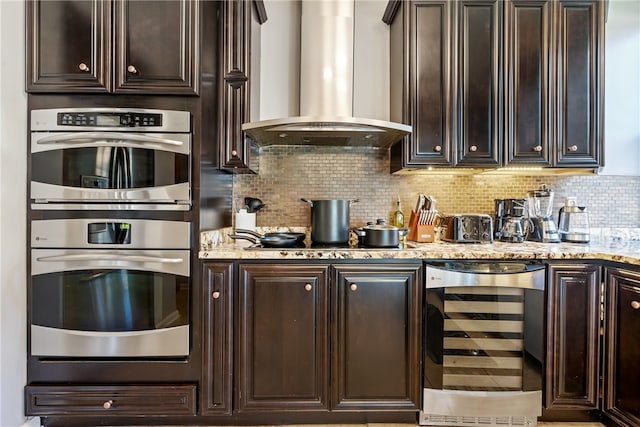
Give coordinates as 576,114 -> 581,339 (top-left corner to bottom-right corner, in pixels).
28,108 -> 193,361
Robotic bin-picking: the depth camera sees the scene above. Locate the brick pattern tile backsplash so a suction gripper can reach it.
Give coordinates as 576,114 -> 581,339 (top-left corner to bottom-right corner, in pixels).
233,146 -> 640,229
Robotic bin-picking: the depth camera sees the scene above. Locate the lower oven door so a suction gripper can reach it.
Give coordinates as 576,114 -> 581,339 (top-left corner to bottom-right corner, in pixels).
422,262 -> 545,426
30,249 -> 190,357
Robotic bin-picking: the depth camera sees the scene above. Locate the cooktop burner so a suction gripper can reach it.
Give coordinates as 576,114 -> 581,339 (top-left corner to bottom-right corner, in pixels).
243,242 -> 403,250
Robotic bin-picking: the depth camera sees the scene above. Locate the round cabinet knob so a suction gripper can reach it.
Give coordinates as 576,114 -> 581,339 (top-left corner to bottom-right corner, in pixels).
127,65 -> 138,74
569,145 -> 578,152
212,291 -> 220,300
304,283 -> 312,291
533,145 -> 543,152
470,145 -> 478,152
631,300 -> 640,310
231,149 -> 238,157
78,63 -> 90,72
350,284 -> 358,291
434,145 -> 442,152
103,400 -> 113,409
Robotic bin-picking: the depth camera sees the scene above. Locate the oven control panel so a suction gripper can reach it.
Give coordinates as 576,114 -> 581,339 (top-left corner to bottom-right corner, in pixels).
57,112 -> 163,127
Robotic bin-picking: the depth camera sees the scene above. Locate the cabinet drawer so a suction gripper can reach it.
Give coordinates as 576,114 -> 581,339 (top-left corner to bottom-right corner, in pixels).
25,384 -> 196,416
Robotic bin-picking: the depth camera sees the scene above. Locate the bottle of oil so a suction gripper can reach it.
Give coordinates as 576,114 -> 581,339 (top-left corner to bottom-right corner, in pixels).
392,196 -> 404,228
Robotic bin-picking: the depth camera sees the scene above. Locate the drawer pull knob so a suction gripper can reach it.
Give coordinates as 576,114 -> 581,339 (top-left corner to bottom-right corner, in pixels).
78,63 -> 90,72
470,145 -> 478,152
304,283 -> 312,291
533,145 -> 542,152
212,291 -> 221,300
231,149 -> 238,157
127,65 -> 138,74
350,284 -> 358,291
434,145 -> 442,152
103,400 -> 113,409
631,300 -> 640,310
569,145 -> 578,152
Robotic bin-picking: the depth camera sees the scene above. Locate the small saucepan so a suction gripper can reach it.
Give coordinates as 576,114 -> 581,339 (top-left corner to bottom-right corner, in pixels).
353,219 -> 408,248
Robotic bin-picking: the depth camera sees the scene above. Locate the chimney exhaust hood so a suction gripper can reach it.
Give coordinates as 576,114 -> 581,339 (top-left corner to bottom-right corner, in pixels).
242,0 -> 411,149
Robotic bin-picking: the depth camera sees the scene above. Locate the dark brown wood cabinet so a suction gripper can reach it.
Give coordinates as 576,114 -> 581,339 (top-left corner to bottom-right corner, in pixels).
236,262 -> 422,412
201,262 -> 234,415
219,0 -> 266,172
332,264 -> 422,411
545,263 -> 601,410
387,0 -> 604,172
26,0 -> 199,95
604,267 -> 640,427
553,0 -> 604,167
25,384 -> 196,416
237,263 -> 331,411
505,0 -> 552,166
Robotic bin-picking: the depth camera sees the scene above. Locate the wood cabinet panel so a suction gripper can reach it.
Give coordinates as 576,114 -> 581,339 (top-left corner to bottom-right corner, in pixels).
455,0 -> 502,167
26,0 -> 111,92
604,267 -> 640,426
505,0 -> 551,165
332,263 -> 422,411
201,262 -> 233,415
113,0 -> 199,94
237,263 -> 330,411
545,264 -> 600,410
554,0 -> 604,167
25,384 -> 196,416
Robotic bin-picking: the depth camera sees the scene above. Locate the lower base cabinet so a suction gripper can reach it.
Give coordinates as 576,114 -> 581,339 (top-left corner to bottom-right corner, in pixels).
545,263 -> 601,410
604,267 -> 640,426
236,262 -> 422,412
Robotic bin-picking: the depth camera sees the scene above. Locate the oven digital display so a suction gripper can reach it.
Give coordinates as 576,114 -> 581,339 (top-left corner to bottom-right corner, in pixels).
95,115 -> 121,126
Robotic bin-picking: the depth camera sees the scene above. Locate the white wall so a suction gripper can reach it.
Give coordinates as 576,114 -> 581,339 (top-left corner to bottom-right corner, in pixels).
0,1 -> 29,426
601,0 -> 640,175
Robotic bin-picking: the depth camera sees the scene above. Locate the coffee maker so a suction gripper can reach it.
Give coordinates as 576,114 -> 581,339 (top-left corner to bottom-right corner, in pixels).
494,198 -> 527,242
526,184 -> 560,243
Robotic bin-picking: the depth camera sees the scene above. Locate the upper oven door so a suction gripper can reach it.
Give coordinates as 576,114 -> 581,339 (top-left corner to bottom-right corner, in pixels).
29,108 -> 191,211
30,132 -> 190,209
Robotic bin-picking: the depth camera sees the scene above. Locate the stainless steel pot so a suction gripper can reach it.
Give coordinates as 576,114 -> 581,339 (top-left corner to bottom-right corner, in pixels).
354,219 -> 407,248
301,198 -> 357,244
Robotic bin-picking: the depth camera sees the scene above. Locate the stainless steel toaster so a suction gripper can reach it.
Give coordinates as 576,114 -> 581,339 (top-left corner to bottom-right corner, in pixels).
440,214 -> 494,243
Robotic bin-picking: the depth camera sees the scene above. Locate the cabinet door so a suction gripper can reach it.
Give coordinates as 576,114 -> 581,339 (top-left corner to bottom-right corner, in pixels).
545,264 -> 600,410
604,267 -> 640,426
332,263 -> 422,411
504,0 -> 552,166
26,0 -> 111,93
237,263 -> 330,411
389,0 -> 454,171
113,0 -> 199,94
553,0 -> 604,167
454,0 -> 502,167
219,0 -> 265,172
201,262 -> 233,415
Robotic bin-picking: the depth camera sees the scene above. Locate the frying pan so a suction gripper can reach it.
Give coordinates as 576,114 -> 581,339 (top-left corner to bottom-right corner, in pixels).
228,234 -> 300,248
235,229 -> 306,244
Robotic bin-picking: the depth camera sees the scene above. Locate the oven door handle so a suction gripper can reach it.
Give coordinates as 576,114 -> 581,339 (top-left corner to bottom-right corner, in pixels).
35,254 -> 185,264
35,132 -> 184,147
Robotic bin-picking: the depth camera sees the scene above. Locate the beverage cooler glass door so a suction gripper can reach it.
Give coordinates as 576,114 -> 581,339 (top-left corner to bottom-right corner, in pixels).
421,262 -> 545,426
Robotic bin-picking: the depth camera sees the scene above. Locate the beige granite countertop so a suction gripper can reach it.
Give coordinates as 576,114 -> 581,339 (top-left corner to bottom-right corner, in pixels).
200,228 -> 640,266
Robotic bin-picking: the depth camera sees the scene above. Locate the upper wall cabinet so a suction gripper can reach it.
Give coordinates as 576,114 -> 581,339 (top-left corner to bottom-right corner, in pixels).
218,0 -> 266,173
26,0 -> 199,95
386,0 -> 605,172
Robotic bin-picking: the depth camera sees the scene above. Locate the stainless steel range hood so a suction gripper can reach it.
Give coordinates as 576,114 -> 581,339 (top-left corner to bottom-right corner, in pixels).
242,0 -> 411,149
